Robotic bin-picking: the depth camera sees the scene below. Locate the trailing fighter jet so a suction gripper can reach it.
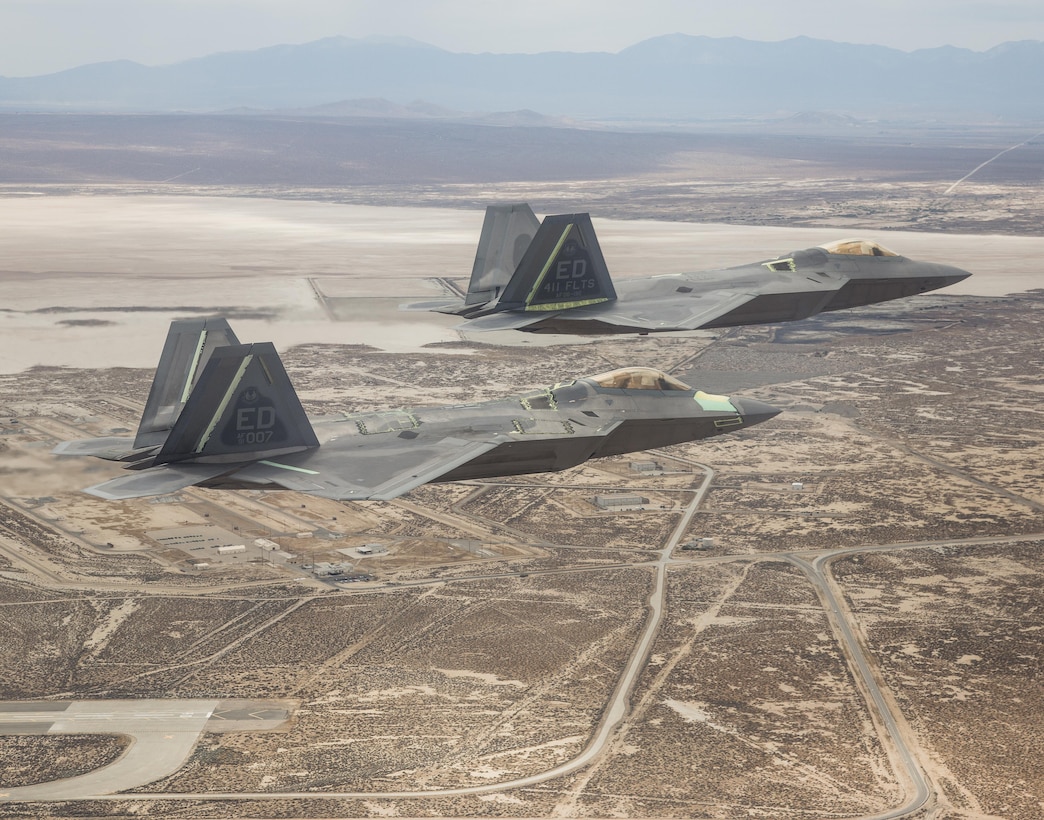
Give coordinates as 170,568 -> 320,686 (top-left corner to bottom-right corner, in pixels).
425,207 -> 972,334
54,318 -> 779,501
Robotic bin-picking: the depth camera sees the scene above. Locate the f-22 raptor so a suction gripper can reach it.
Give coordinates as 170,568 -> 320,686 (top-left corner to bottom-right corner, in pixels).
421,204 -> 972,334
54,318 -> 779,501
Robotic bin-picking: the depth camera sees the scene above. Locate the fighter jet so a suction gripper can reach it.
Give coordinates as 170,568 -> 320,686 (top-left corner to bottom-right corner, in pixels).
425,207 -> 972,334
54,318 -> 780,501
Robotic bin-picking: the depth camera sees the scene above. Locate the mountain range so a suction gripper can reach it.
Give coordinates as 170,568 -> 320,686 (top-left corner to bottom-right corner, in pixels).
1,34 -> 1042,123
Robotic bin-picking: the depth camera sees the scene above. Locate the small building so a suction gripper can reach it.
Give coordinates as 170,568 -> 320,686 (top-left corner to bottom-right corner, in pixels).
629,460 -> 661,473
216,544 -> 246,555
791,482 -> 805,491
593,494 -> 650,510
255,538 -> 279,550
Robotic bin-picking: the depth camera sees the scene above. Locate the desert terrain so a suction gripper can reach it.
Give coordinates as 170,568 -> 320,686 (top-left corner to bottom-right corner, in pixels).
0,119 -> 1042,817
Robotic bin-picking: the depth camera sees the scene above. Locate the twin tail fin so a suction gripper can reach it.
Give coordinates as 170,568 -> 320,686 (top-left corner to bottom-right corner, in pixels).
155,340 -> 318,465
454,212 -> 618,330
491,212 -> 616,313
134,318 -> 240,448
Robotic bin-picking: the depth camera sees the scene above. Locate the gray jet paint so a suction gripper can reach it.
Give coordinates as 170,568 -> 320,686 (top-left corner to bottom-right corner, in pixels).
55,319 -> 779,501
423,206 -> 972,334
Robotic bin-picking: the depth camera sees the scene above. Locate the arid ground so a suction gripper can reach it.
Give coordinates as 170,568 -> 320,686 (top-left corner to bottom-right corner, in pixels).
1,119 -> 1042,818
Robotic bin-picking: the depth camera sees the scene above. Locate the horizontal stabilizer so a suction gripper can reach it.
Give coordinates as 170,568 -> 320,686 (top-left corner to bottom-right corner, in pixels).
85,462 -> 240,500
52,436 -> 150,462
400,298 -> 467,313
455,311 -> 552,332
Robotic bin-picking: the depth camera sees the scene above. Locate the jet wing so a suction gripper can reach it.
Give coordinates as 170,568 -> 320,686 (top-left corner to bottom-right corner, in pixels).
575,289 -> 760,331
80,436 -> 504,502
456,290 -> 756,333
224,436 -> 504,501
461,275 -> 850,333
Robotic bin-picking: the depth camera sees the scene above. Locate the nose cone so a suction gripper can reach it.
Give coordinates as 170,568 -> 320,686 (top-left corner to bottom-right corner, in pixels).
938,263 -> 973,288
731,397 -> 782,428
917,261 -> 972,291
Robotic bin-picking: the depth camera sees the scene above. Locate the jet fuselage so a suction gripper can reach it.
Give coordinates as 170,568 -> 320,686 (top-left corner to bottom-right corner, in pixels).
255,370 -> 779,490
512,250 -> 971,335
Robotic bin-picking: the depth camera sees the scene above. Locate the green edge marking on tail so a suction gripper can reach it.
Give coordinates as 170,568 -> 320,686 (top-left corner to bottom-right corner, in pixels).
180,330 -> 209,404
258,459 -> 320,475
524,296 -> 611,312
525,222 -> 575,307
258,354 -> 275,385
196,354 -> 252,454
521,218 -> 613,312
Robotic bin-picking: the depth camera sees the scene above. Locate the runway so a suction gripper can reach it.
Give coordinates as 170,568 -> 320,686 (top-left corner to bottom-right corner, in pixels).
0,699 -> 289,800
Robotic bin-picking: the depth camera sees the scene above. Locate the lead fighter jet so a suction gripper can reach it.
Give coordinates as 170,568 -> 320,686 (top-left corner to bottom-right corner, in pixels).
54,318 -> 779,501
422,205 -> 972,334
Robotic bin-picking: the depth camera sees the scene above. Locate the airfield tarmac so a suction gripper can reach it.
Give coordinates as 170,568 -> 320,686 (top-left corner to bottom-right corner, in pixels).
0,699 -> 290,800
1,195 -> 1043,818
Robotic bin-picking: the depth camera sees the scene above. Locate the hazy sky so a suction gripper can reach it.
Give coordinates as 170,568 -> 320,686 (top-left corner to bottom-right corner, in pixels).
2,0 -> 1043,76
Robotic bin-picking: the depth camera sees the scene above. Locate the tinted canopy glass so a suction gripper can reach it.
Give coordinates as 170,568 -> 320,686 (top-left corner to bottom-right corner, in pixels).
587,368 -> 693,391
819,239 -> 898,257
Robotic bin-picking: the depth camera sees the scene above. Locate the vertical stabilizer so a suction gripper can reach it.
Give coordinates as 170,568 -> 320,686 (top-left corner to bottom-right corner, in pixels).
134,318 -> 240,449
465,203 -> 540,306
156,342 -> 319,464
491,213 -> 617,313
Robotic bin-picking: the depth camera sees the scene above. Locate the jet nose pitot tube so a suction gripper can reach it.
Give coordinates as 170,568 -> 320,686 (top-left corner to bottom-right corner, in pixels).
731,397 -> 782,428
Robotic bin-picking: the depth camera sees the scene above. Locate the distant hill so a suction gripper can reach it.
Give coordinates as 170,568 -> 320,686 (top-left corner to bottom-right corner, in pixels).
260,98 -> 578,128
1,34 -> 1042,123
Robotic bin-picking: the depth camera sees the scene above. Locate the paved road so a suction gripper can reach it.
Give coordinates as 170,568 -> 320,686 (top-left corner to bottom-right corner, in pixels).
190,466 -> 720,803
787,554 -> 933,819
5,523 -> 1039,807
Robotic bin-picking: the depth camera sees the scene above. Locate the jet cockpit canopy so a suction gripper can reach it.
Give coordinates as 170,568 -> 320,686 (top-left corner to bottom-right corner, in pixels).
587,367 -> 693,391
819,239 -> 899,257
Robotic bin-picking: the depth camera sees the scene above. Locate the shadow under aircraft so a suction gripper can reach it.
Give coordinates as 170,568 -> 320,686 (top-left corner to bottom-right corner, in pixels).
55,319 -> 779,501
416,204 -> 972,335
